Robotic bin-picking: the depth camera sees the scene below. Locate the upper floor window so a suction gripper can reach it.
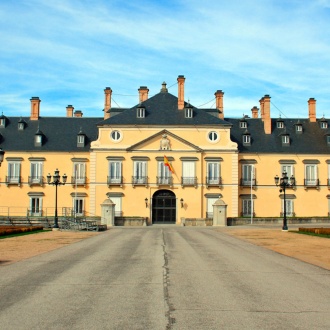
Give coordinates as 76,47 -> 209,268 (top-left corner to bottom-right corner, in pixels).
208,131 -> 219,142
73,163 -> 86,185
157,161 -> 172,185
282,135 -> 290,145
185,107 -> 193,118
305,164 -> 318,187
241,164 -> 256,187
277,121 -> 284,129
321,121 -> 328,129
7,161 -> 21,185
181,161 -> 196,186
133,161 -> 147,185
29,161 -> 43,185
243,134 -> 251,145
240,121 -> 247,129
137,107 -> 145,118
206,162 -> 221,186
108,160 -> 122,185
110,130 -> 122,142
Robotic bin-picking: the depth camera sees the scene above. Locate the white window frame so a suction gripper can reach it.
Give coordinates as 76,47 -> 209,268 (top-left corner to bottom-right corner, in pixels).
206,197 -> 218,218
110,196 -> 122,216
110,130 -> 122,142
109,161 -> 122,184
282,199 -> 294,217
8,162 -> 21,184
208,131 -> 219,142
321,121 -> 328,129
30,162 -> 43,183
305,164 -> 318,186
240,121 -> 247,128
77,135 -> 85,144
282,135 -> 290,144
133,161 -> 147,184
296,125 -> 302,132
185,108 -> 193,118
30,197 -> 42,216
277,121 -> 284,128
243,135 -> 251,144
73,197 -> 84,216
73,163 -> 86,184
242,199 -> 252,216
182,161 -> 196,185
281,164 -> 294,178
158,161 -> 171,184
207,162 -> 220,185
137,108 -> 145,118
242,164 -> 254,186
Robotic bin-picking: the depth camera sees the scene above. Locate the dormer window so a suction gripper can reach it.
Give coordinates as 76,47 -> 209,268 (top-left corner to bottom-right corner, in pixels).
242,130 -> 251,145
295,124 -> 303,133
0,114 -> 7,128
320,120 -> 328,129
282,135 -> 290,145
77,128 -> 86,147
185,107 -> 193,118
137,106 -> 145,118
327,135 -> 330,146
18,117 -> 26,131
277,120 -> 284,128
34,128 -> 44,147
240,121 -> 247,129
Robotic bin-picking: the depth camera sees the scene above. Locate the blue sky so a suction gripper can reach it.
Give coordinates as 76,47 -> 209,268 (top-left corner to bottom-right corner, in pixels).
1,0 -> 330,119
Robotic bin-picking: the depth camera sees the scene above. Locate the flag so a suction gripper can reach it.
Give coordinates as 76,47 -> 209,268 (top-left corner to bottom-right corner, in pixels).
164,155 -> 174,173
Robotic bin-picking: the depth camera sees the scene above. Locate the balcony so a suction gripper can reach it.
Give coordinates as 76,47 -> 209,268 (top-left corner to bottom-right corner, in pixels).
107,176 -> 123,187
181,177 -> 197,187
28,176 -> 44,186
71,176 -> 87,186
205,177 -> 222,188
156,176 -> 173,186
5,176 -> 22,186
132,176 -> 148,187
240,178 -> 256,188
304,179 -> 319,188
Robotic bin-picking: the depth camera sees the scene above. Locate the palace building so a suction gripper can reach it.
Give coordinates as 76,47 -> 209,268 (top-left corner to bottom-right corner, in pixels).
0,75 -> 329,225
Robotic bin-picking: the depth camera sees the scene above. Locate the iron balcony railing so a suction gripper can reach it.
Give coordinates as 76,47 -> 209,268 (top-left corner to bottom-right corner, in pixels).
205,176 -> 222,188
304,179 -> 319,187
156,176 -> 173,186
132,176 -> 148,187
71,176 -> 87,185
107,176 -> 123,186
240,178 -> 256,187
5,176 -> 22,186
28,176 -> 44,186
181,177 -> 197,187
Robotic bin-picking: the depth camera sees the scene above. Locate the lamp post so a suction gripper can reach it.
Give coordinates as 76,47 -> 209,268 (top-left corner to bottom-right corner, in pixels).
0,148 -> 5,166
47,169 -> 67,229
274,172 -> 295,231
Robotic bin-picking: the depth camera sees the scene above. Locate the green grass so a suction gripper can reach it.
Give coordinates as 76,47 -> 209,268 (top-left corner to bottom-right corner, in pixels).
290,231 -> 330,239
0,229 -> 51,239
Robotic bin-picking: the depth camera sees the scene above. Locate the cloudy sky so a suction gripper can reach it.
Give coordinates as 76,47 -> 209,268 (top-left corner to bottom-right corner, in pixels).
1,0 -> 330,119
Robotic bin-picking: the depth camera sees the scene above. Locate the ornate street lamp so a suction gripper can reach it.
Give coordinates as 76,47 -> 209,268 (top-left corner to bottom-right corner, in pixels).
274,172 -> 295,231
47,169 -> 67,229
0,148 -> 5,166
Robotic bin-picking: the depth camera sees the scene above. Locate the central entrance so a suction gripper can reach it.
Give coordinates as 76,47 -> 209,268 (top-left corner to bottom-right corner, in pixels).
152,190 -> 176,224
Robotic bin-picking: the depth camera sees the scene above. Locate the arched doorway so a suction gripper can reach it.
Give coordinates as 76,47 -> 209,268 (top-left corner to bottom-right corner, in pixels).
152,190 -> 176,224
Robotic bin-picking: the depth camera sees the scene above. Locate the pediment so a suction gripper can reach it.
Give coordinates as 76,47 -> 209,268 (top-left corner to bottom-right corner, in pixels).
126,129 -> 202,152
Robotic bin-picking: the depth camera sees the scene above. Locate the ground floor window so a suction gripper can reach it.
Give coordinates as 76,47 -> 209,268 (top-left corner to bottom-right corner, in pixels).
73,198 -> 84,216
282,199 -> 294,217
30,197 -> 42,216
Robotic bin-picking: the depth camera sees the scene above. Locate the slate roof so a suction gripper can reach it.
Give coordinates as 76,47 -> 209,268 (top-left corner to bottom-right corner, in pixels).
99,91 -> 231,126
0,116 -> 101,152
228,118 -> 330,154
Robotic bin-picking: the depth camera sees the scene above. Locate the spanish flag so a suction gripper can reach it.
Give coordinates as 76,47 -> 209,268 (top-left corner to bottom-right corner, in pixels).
164,155 -> 174,173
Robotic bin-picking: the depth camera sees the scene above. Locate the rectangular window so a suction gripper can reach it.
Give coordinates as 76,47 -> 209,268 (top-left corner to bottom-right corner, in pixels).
110,196 -> 122,216
305,164 -> 318,186
73,163 -> 86,184
282,200 -> 294,217
281,164 -> 294,178
30,162 -> 43,185
240,121 -> 247,128
206,197 -> 218,218
108,161 -> 122,184
185,108 -> 193,118
243,135 -> 251,144
182,161 -> 196,185
207,162 -> 220,185
158,162 -> 172,185
242,199 -> 252,216
241,164 -> 255,186
73,198 -> 84,216
282,135 -> 290,145
7,162 -> 21,184
133,161 -> 147,185
30,197 -> 42,216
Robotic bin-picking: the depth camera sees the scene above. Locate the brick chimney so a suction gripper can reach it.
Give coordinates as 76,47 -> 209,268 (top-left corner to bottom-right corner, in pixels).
104,87 -> 112,120
30,97 -> 41,120
308,98 -> 316,122
214,90 -> 224,119
259,97 -> 265,120
251,106 -> 259,118
66,105 -> 74,117
262,95 -> 271,134
74,110 -> 83,117
177,75 -> 185,110
138,86 -> 149,103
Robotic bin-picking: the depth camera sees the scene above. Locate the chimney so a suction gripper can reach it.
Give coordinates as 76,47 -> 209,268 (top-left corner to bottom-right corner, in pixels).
30,97 -> 41,120
104,87 -> 112,120
138,86 -> 149,103
251,106 -> 259,118
66,105 -> 74,117
262,95 -> 271,134
259,97 -> 265,120
74,110 -> 83,118
214,90 -> 224,119
177,75 -> 185,110
308,98 -> 316,122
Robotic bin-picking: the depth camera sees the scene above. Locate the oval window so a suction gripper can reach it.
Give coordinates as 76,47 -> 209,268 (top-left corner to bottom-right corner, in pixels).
208,131 -> 218,142
111,130 -> 122,141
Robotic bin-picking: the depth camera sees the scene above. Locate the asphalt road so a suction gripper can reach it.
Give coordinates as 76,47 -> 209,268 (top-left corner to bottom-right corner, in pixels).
0,227 -> 329,330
